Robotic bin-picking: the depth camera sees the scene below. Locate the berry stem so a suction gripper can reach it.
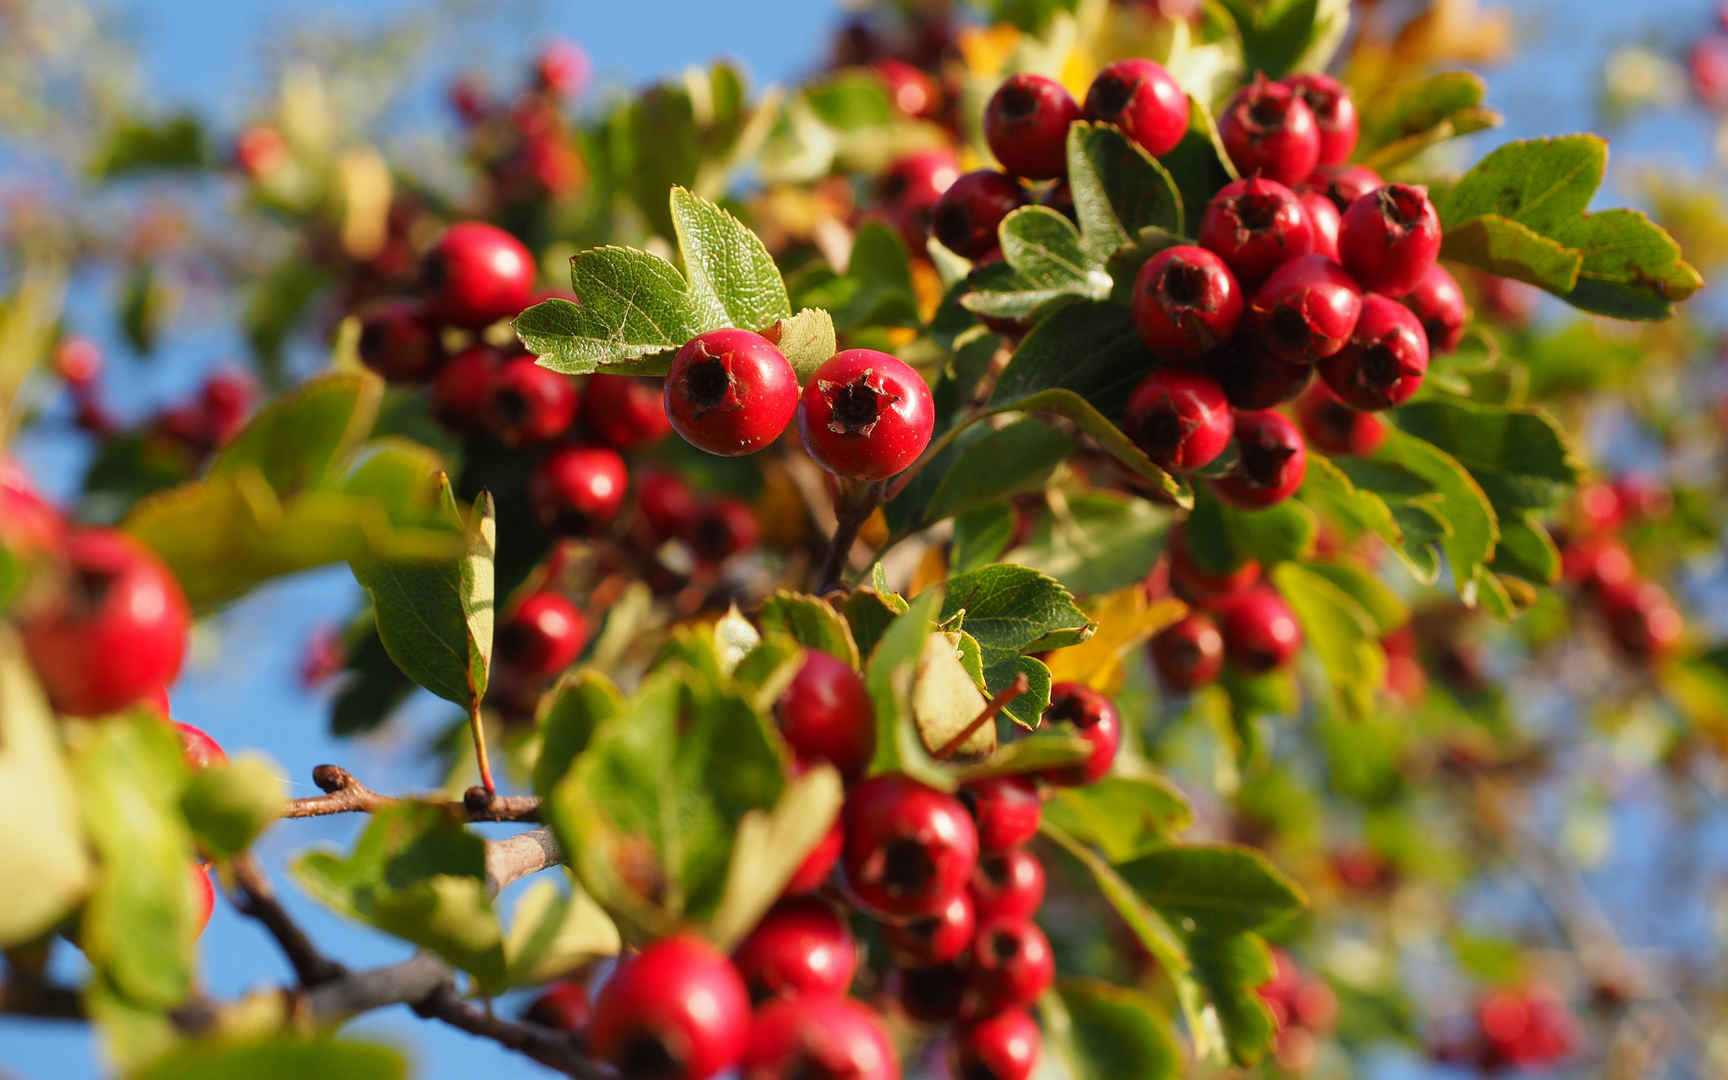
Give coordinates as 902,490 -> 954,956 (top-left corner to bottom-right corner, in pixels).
933,672 -> 1031,760
815,480 -> 884,594
469,697 -> 497,798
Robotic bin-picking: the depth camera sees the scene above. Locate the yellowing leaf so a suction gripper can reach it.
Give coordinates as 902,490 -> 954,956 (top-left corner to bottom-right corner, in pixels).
914,631 -> 994,759
1045,589 -> 1186,691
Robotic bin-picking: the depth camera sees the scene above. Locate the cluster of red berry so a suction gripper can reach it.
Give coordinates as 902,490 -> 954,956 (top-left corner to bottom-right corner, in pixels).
54,336 -> 255,463
1558,474 -> 1685,663
448,40 -> 591,206
1255,949 -> 1339,1073
1433,984 -> 1580,1072
1144,524 -> 1303,692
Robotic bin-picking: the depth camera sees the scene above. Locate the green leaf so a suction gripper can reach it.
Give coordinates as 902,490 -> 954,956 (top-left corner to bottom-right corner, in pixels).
1065,123 -> 1185,261
810,221 -> 920,329
940,564 -> 1094,673
133,1037 -> 407,1080
516,249 -> 713,376
766,307 -> 836,380
1440,216 -> 1583,293
180,756 -> 286,860
989,301 -> 1146,415
500,872 -> 621,989
922,417 -> 1073,523
1043,979 -> 1182,1080
670,186 -> 792,332
842,588 -> 906,661
912,631 -> 995,758
1187,485 -> 1315,568
1187,931 -> 1279,1066
997,205 -> 1113,304
864,589 -> 951,788
1160,102 -> 1237,224
950,505 -> 1018,576
1358,72 -> 1501,171
706,766 -> 844,949
1117,845 -> 1305,935
210,372 -> 382,496
1218,0 -> 1351,78
533,670 -> 625,798
1552,208 -> 1705,319
1303,561 -> 1408,634
1298,455 -> 1431,582
1042,776 -> 1193,862
1271,562 -> 1386,719
1007,491 -> 1171,597
1441,135 -> 1606,234
952,730 -> 1092,781
757,592 -> 860,668
1370,430 -> 1499,597
87,113 -> 208,178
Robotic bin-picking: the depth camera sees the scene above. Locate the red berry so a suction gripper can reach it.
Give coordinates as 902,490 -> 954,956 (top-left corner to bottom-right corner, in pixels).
1691,36 -> 1728,109
1282,74 -> 1358,166
637,469 -> 700,540
740,995 -> 898,1080
1130,245 -> 1244,361
498,592 -> 588,679
664,329 -> 799,456
875,150 -> 961,251
1403,263 -> 1467,353
199,372 -> 255,449
951,1009 -> 1041,1080
1299,190 -> 1342,260
54,336 -> 102,385
176,723 -> 227,768
582,373 -> 671,450
192,865 -> 215,934
1213,409 -> 1307,508
685,497 -> 760,565
233,125 -> 287,178
530,445 -> 627,536
798,350 -> 935,481
1318,293 -> 1430,410
1219,77 -> 1320,186
784,817 -> 843,897
1149,612 -> 1225,690
958,776 -> 1042,853
591,936 -> 750,1080
1122,369 -> 1234,472
1295,381 -> 1386,457
1167,522 -> 1259,606
534,39 -> 590,97
1039,683 -> 1120,786
971,848 -> 1046,922
423,222 -> 535,328
841,774 -> 979,919
524,980 -> 592,1031
1301,163 -> 1383,213
448,76 -> 490,126
357,300 -> 443,383
1250,255 -> 1363,362
23,529 -> 190,717
888,963 -> 972,1025
1211,337 -> 1313,410
965,917 -> 1055,1015
1600,580 -> 1684,662
876,58 -> 940,120
433,345 -> 500,433
1338,185 -> 1442,298
883,888 -> 976,964
1082,58 -> 1190,157
1221,586 -> 1303,672
733,897 -> 857,1003
932,170 -> 1027,259
776,651 -> 876,784
1198,178 -> 1315,291
985,74 -> 1082,180
486,357 -> 578,445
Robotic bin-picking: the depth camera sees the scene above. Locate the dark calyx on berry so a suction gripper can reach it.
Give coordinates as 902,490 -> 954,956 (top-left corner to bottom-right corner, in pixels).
823,372 -> 897,435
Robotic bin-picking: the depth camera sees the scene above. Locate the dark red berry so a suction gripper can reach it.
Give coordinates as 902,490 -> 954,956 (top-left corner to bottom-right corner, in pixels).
1039,683 -> 1120,787
196,371 -> 255,449
951,1009 -> 1042,1080
841,774 -> 979,919
486,356 -> 578,445
876,58 -> 941,120
985,74 -> 1082,180
529,445 -> 627,535
889,963 -> 972,1025
1338,184 -> 1442,298
524,980 -> 591,1032
1561,535 -> 1635,593
1211,337 -> 1313,410
1082,58 -> 1190,157
433,345 -> 500,433
875,150 -> 961,251
958,776 -> 1041,853
740,995 -> 898,1080
1149,612 -> 1225,690
965,917 -> 1055,1015
497,591 -> 588,679
971,848 -> 1046,922
685,497 -> 760,565
1250,255 -> 1363,362
798,349 -> 935,481
1122,369 -> 1234,472
1319,294 -> 1429,410
1167,522 -> 1260,607
590,934 -> 750,1080
664,329 -> 799,457
1198,177 -> 1315,291
358,300 -> 443,383
1214,409 -> 1307,508
1600,580 -> 1684,662
1300,190 -> 1342,260
1295,381 -> 1386,457
1219,77 -> 1320,186
1282,73 -> 1358,165
932,170 -> 1027,259
784,817 -> 843,897
636,469 -> 700,541
423,222 -> 535,328
1221,586 -> 1303,672
776,651 -> 876,785
883,888 -> 976,964
733,897 -> 857,1003
1130,245 -> 1244,361
582,373 -> 671,450
534,39 -> 590,96
1302,163 -> 1383,213
176,723 -> 227,768
1403,263 -> 1467,353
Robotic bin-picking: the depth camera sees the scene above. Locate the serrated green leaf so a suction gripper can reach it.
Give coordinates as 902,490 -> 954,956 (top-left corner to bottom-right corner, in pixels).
998,205 -> 1114,303
0,644 -> 91,946
940,564 -> 1094,672
1298,454 -> 1431,582
1117,845 -> 1305,935
210,372 -> 382,496
1440,215 -> 1583,293
533,670 -> 625,798
864,589 -> 950,788
766,307 -> 836,380
1042,776 -> 1193,862
707,766 -> 844,949
1161,101 -> 1237,222
1358,72 -> 1501,171
1065,123 -> 1184,261
1187,931 -> 1278,1066
757,592 -> 860,668
1552,208 -> 1704,319
1303,561 -> 1408,634
1187,485 -> 1315,568
180,756 -> 286,860
516,249 -> 713,375
922,416 -> 1073,523
1043,979 -> 1182,1080
1270,562 -> 1386,719
951,505 -> 1019,576
1371,430 -> 1498,596
1441,135 -> 1606,234
671,186 -> 792,331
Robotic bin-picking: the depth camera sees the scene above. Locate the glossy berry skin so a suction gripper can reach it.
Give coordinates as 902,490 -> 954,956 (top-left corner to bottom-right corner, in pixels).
958,776 -> 1041,853
582,373 -> 671,450
1250,255 -> 1363,362
1198,178 -> 1315,291
1130,245 -> 1244,361
1296,381 -> 1386,457
1167,523 -> 1260,607
932,170 -> 1027,259
1403,263 -> 1467,353
1219,78 -> 1320,187
776,651 -> 876,784
1039,683 -> 1121,787
589,934 -> 750,1080
784,817 -> 843,896
965,917 -> 1055,1015
1302,163 -> 1383,213
1082,58 -> 1189,157
23,529 -> 190,717
971,848 -> 1046,922
733,897 -> 857,1003
985,74 -> 1082,180
840,774 -> 979,919
664,329 -> 799,457
685,497 -> 760,565
357,300 -> 443,383
1282,73 -> 1358,165
530,446 -> 627,536
1122,369 -> 1234,472
433,345 -> 499,433
497,592 -> 588,679
1221,587 -> 1303,673
1149,612 -> 1225,691
798,350 -> 935,481
636,469 -> 700,541
883,889 -> 976,964
1562,535 -> 1635,594
741,995 -> 899,1080
486,357 -> 578,445
1214,409 -> 1307,509
876,58 -> 940,120
524,980 -> 592,1032
1338,185 -> 1442,298
951,1009 -> 1041,1080
874,150 -> 961,251
422,222 -> 535,328
1299,190 -> 1342,260
192,865 -> 215,934
1319,294 -> 1429,410
176,723 -> 227,768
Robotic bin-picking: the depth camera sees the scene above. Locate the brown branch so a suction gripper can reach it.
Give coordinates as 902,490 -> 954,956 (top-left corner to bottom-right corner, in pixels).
934,673 -> 1032,760
0,977 -> 84,1020
815,479 -> 885,595
284,765 -> 541,822
414,984 -> 613,1079
229,856 -> 347,987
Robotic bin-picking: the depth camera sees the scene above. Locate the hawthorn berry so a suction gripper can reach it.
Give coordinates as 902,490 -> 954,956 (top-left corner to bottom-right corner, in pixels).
932,170 -> 1027,259
1318,294 -> 1430,410
685,497 -> 761,565
1213,409 -> 1307,509
357,300 -> 443,383
422,222 -> 535,328
192,865 -> 215,934
740,995 -> 899,1080
1403,263 -> 1467,353
497,592 -> 588,679
529,445 -> 628,536
1039,683 -> 1121,787
732,897 -> 858,1003
1130,245 -> 1244,361
985,74 -> 1081,180
951,1009 -> 1042,1080
199,371 -> 255,449
1219,77 -> 1320,186
533,39 -> 590,97
1282,73 -> 1358,165
874,150 -> 961,251
1250,254 -> 1363,362
54,336 -> 102,386
1121,369 -> 1234,472
841,774 -> 979,918
883,889 -> 976,964
524,980 -> 591,1032
1299,190 -> 1342,260
664,329 -> 799,457
1221,586 -> 1303,673
971,848 -> 1046,922
888,962 -> 972,1025
776,650 -> 876,783
1081,58 -> 1189,157
635,469 -> 700,541
1691,35 -> 1728,109
798,349 -> 935,481
433,345 -> 500,433
1149,612 -> 1225,691
958,775 -> 1042,853
589,934 -> 750,1080
486,356 -> 578,445
233,124 -> 287,178
1198,177 -> 1315,290
1295,380 -> 1386,457
784,817 -> 843,896
1211,338 -> 1313,410
1338,184 -> 1443,298
1166,523 -> 1261,606
176,723 -> 227,769
876,58 -> 940,119
1302,163 -> 1383,213
582,373 -> 671,450
965,916 -> 1055,1015
23,528 -> 190,717
1600,580 -> 1685,662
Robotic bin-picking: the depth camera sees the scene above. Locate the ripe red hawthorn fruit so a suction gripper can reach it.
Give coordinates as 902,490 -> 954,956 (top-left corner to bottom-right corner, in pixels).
54,336 -> 102,386
1339,184 -> 1443,298
486,357 -> 579,445
233,124 -> 287,178
1198,177 -> 1315,291
685,497 -> 761,565
1318,294 -> 1430,410
1039,683 -> 1121,787
197,371 -> 255,450
876,58 -> 940,120
582,373 -> 671,450
1130,245 -> 1245,362
783,816 -> 843,897
985,74 -> 1082,180
965,916 -> 1056,1014
841,774 -> 979,919
1295,380 -> 1387,457
1081,58 -> 1189,157
357,300 -> 444,383
951,1009 -> 1042,1080
192,865 -> 215,934
1299,190 -> 1343,260
931,170 -> 1028,259
497,592 -> 588,679
1213,409 -> 1308,509
1166,522 -> 1260,607
798,350 -> 935,481
1219,77 -> 1321,187
1404,263 -> 1467,353
1251,254 -> 1363,363
874,149 -> 961,251
533,39 -> 590,97
1282,73 -> 1358,165
590,934 -> 750,1080
529,445 -> 628,536
775,650 -> 876,784
1611,471 -> 1671,522
958,775 -> 1042,853
175,723 -> 227,769
1149,612 -> 1225,690
1221,586 -> 1303,673
1122,369 -> 1234,472
740,995 -> 899,1080
664,329 -> 799,457
23,529 -> 190,717
432,345 -> 500,433
882,889 -> 976,964
1599,580 -> 1685,662
523,980 -> 591,1032
971,848 -> 1047,922
1211,338 -> 1314,410
732,897 -> 858,1003
422,222 -> 535,328
1691,36 -> 1728,109
1301,162 -> 1383,214
1573,479 -> 1625,534
635,469 -> 700,541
